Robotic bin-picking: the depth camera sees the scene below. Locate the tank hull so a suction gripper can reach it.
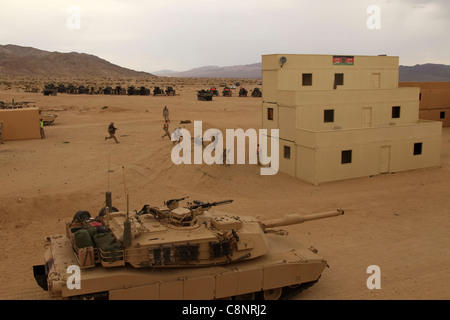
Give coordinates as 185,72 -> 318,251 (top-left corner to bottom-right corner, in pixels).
34,233 -> 327,300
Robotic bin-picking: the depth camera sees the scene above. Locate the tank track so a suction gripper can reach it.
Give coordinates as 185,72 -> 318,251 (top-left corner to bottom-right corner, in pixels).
280,280 -> 319,300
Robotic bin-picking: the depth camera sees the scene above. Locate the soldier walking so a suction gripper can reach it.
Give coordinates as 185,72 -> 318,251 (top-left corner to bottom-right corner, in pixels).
163,106 -> 170,123
39,118 -> 45,139
105,122 -> 119,143
161,120 -> 170,139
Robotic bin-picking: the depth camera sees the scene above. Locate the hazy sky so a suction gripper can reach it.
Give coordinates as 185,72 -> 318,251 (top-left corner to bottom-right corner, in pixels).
0,0 -> 449,73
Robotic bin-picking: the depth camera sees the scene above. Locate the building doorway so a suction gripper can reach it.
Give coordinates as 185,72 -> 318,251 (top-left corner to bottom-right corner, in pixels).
380,146 -> 391,173
372,73 -> 381,88
362,108 -> 372,127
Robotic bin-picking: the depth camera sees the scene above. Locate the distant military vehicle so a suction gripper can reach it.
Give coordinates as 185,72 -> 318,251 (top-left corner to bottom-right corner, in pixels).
43,84 -> 57,96
235,81 -> 240,86
78,86 -> 90,94
222,87 -> 232,97
32,193 -> 344,300
251,88 -> 262,97
197,89 -> 213,101
165,86 -> 176,96
153,86 -> 165,96
0,100 -> 35,109
115,86 -> 126,95
139,86 -> 151,95
40,112 -> 58,125
57,84 -> 67,93
0,100 -> 57,125
239,87 -> 248,97
103,86 -> 114,95
67,84 -> 76,94
127,86 -> 137,95
210,87 -> 219,96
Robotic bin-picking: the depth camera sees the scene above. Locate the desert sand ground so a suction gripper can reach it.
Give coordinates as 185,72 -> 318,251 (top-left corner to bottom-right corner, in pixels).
0,78 -> 449,300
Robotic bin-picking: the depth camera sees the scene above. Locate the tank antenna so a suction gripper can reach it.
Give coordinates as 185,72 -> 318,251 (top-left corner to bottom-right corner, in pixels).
126,193 -> 129,220
107,154 -> 111,191
122,166 -> 127,203
122,193 -> 132,248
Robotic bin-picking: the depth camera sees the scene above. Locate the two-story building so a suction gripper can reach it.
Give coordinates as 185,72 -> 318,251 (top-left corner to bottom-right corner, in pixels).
262,54 -> 442,184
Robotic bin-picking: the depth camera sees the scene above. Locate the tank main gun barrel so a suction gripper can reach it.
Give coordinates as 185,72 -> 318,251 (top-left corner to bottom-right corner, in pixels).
261,209 -> 344,231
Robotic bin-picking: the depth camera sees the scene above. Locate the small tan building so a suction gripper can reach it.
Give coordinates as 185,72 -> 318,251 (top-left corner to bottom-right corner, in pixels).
0,108 -> 41,141
399,81 -> 450,127
262,54 -> 442,184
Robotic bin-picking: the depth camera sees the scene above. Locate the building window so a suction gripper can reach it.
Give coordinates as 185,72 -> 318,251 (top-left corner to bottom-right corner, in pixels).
341,150 -> 352,164
334,73 -> 344,89
419,93 -> 422,100
414,143 -> 422,155
324,109 -> 334,123
440,111 -> 446,119
392,106 -> 401,119
267,108 -> 273,121
284,146 -> 291,159
302,73 -> 312,86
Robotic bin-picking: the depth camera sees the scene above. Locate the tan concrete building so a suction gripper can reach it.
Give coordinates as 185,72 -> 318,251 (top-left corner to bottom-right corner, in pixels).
0,108 -> 41,141
398,82 -> 450,127
262,54 -> 442,184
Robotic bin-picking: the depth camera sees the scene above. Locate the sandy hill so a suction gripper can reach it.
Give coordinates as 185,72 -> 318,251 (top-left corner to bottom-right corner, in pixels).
0,44 -> 154,78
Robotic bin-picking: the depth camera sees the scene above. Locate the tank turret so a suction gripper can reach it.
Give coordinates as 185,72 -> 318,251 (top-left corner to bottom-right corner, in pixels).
59,195 -> 343,269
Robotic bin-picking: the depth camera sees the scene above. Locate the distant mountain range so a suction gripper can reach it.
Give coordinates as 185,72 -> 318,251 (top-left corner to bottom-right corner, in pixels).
0,44 -> 153,77
154,63 -> 262,79
1,44 -> 450,81
158,62 -> 450,82
398,64 -> 450,82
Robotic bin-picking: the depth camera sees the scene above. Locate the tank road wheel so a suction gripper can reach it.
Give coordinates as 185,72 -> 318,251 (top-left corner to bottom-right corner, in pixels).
262,287 -> 283,300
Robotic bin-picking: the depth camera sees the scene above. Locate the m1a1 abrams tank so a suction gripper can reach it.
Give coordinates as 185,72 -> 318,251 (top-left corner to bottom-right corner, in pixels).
197,89 -> 213,101
43,84 -> 57,96
33,194 -> 343,300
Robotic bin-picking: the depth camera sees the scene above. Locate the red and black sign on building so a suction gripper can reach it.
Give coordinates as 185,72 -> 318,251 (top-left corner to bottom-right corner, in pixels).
333,56 -> 354,65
